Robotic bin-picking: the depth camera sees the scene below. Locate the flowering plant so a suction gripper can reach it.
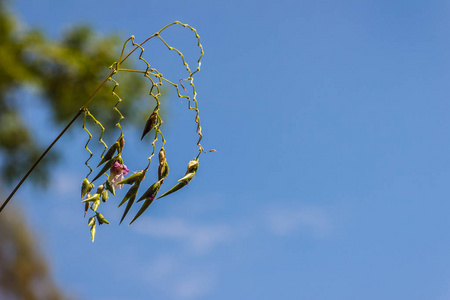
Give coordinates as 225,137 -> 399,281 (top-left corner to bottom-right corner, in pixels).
0,22 -> 214,242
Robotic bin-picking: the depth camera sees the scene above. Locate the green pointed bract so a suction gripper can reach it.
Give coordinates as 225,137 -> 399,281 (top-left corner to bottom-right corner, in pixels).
129,194 -> 158,226
81,178 -> 93,199
97,142 -> 119,167
92,154 -> 120,182
178,172 -> 195,183
156,178 -> 191,200
119,182 -> 141,225
82,193 -> 100,203
116,171 -> 145,185
92,199 -> 101,211
105,179 -> 115,196
101,190 -> 109,202
90,223 -> 96,242
137,181 -> 161,203
88,216 -> 96,227
156,158 -> 198,200
118,183 -> 140,208
97,213 -> 110,225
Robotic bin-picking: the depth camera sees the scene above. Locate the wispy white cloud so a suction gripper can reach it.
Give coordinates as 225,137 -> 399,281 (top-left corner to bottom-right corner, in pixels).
132,203 -> 334,299
264,205 -> 332,237
173,272 -> 216,299
133,217 -> 232,253
141,253 -> 217,300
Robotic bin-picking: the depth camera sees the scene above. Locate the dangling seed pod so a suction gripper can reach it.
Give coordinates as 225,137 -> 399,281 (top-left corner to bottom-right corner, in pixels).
185,159 -> 199,174
158,148 -> 169,181
118,136 -> 125,151
141,111 -> 157,140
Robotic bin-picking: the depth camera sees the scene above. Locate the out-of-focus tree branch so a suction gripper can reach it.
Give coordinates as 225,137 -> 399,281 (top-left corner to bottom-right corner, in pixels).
0,0 -> 147,185
0,205 -> 71,300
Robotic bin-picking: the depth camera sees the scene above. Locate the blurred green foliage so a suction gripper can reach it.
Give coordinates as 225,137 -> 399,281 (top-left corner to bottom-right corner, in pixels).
0,0 -> 152,298
0,0 -> 147,185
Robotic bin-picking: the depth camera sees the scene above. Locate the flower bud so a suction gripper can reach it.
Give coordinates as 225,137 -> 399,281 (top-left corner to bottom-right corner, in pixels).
105,179 -> 115,196
81,178 -> 94,199
96,184 -> 104,194
90,223 -> 96,242
96,213 -> 110,225
101,190 -> 109,202
92,199 -> 101,211
159,148 -> 166,164
88,216 -> 96,226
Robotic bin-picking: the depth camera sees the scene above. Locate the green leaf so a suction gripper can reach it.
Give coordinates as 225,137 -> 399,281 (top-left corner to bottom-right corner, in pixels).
81,193 -> 100,203
116,170 -> 145,185
118,183 -> 140,207
129,197 -> 155,225
137,181 -> 161,203
119,183 -> 141,225
92,154 -> 120,182
156,181 -> 188,200
97,142 -> 119,167
178,172 -> 195,183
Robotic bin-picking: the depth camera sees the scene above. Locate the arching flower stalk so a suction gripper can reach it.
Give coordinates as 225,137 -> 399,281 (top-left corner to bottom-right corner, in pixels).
78,21 -> 214,242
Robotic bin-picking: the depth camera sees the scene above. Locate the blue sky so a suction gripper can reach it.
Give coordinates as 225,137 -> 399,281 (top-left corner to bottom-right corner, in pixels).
8,0 -> 450,299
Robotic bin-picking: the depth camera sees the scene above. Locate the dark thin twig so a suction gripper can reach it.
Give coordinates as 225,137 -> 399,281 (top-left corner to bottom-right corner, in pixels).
0,109 -> 83,213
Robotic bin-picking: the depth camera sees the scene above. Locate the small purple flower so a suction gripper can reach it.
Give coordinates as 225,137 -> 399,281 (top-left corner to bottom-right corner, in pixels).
109,161 -> 129,190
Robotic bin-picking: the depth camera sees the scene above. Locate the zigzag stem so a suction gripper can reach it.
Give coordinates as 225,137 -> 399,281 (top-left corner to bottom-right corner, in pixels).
0,21 -> 204,213
108,77 -> 125,137
82,110 -> 94,178
82,109 -> 108,177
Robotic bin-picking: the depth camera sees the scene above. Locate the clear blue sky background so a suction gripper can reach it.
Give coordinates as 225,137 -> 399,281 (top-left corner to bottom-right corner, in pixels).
8,0 -> 450,299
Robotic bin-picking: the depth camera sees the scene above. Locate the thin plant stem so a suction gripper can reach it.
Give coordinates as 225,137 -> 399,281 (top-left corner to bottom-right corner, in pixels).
0,69 -> 116,213
0,109 -> 83,213
0,21 -> 205,214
